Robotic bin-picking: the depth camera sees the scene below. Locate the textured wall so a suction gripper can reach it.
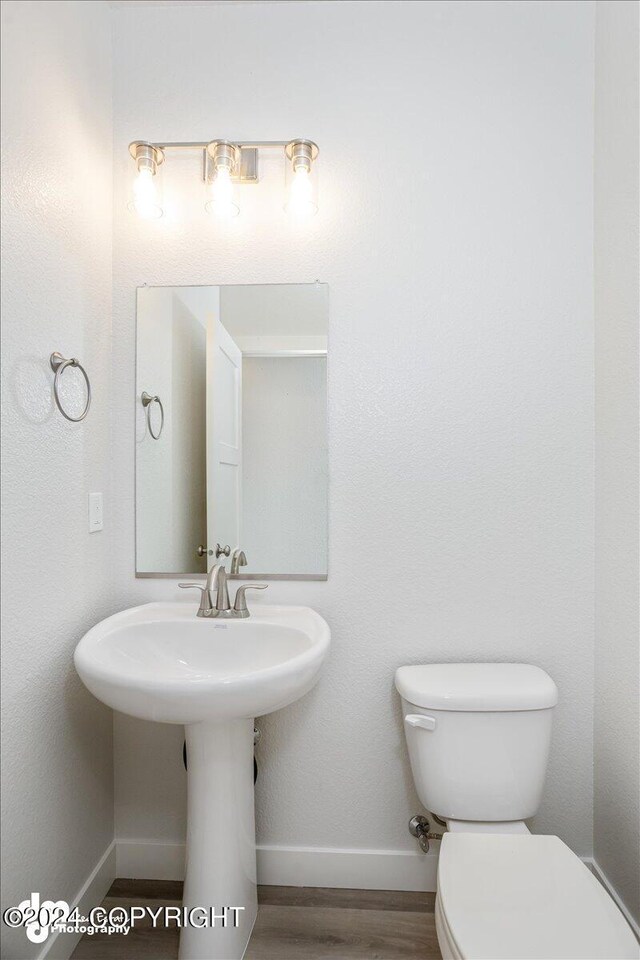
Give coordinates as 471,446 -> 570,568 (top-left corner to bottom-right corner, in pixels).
594,0 -> 640,925
111,0 -> 595,858
0,2 -> 114,957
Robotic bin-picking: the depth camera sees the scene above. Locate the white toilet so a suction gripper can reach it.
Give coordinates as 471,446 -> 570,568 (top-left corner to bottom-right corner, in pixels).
395,663 -> 639,960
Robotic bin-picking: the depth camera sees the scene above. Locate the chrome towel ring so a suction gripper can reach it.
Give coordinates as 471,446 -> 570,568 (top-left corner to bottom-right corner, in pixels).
141,391 -> 164,439
50,352 -> 91,422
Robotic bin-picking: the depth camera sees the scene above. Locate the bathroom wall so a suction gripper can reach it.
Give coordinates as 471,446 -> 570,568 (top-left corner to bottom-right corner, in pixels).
0,1 -> 114,956
110,0 -> 596,874
593,0 -> 640,926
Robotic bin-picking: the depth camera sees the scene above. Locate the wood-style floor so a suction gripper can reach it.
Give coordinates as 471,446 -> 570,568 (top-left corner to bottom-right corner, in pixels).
71,880 -> 442,960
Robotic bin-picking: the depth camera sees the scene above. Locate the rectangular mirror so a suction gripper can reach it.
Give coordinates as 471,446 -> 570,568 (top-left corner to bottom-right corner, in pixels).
136,283 -> 328,579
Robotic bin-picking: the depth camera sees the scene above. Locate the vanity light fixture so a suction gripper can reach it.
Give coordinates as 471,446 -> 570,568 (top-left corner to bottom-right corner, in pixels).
127,138 -> 319,221
128,142 -> 165,219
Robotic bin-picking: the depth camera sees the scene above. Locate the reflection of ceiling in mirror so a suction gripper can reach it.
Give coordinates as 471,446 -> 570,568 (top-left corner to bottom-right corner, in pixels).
142,283 -> 328,356
220,284 -> 327,338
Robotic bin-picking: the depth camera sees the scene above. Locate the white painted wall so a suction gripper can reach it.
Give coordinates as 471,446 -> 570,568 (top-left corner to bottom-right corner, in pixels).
593,0 -> 640,926
242,356 -> 328,574
111,0 -> 596,865
0,1 -> 114,956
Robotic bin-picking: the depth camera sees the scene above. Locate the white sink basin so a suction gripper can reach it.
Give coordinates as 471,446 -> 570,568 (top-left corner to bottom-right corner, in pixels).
74,601 -> 330,960
74,602 -> 329,724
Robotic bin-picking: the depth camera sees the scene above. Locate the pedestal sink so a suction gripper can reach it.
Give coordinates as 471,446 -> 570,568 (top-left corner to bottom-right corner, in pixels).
74,602 -> 330,960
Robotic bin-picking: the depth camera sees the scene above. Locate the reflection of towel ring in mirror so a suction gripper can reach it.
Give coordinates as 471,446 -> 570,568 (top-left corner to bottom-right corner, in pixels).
141,391 -> 164,439
50,352 -> 91,422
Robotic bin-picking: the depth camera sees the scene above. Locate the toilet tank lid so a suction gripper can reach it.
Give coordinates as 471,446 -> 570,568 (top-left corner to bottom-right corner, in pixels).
394,663 -> 558,711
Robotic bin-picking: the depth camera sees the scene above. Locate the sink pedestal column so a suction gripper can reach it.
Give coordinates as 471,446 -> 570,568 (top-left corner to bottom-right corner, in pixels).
179,718 -> 257,960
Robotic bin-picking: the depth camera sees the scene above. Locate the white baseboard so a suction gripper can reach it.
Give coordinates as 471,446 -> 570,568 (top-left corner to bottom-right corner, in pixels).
115,839 -> 439,892
38,841 -> 116,960
116,839 -> 185,881
257,844 -> 439,891
587,858 -> 640,941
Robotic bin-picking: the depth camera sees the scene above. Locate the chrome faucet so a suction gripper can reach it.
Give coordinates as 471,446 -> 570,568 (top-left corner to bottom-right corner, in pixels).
209,562 -> 231,613
179,563 -> 267,619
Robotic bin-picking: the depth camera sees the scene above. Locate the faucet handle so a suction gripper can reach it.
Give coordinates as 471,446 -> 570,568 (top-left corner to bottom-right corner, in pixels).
178,582 -> 213,617
233,584 -> 268,617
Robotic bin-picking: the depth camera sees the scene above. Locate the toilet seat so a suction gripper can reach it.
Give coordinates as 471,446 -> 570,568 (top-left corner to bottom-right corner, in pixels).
437,833 -> 639,960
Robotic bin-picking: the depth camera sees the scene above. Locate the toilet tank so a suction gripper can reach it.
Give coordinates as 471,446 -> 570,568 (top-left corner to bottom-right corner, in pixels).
395,664 -> 558,823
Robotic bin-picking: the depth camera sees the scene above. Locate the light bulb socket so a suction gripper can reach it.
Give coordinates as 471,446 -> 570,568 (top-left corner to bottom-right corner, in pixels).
206,140 -> 240,174
285,139 -> 319,174
129,141 -> 164,176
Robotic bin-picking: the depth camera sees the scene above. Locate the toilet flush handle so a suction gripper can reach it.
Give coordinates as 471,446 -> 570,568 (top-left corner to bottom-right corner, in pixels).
404,714 -> 437,731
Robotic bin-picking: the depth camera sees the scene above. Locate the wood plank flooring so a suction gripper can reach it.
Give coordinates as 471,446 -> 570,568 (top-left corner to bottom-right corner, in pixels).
71,881 -> 441,960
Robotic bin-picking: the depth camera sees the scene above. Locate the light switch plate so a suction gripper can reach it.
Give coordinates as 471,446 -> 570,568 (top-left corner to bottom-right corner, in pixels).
88,492 -> 103,533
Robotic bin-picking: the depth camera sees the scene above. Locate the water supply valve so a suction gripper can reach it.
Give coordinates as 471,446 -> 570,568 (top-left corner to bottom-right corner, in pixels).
408,815 -> 443,853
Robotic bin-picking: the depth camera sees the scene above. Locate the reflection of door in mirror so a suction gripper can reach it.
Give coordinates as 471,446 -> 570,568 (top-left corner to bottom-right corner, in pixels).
207,311 -> 242,562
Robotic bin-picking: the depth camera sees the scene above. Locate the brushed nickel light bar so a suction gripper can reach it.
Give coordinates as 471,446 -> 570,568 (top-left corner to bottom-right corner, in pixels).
127,138 -> 319,220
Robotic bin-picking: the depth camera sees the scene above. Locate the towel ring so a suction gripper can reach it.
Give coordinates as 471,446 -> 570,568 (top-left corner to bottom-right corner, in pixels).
50,352 -> 91,422
141,391 -> 164,439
